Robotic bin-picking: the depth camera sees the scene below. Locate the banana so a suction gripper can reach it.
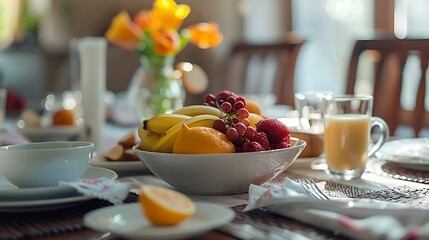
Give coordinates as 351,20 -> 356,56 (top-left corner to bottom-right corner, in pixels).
138,123 -> 161,151
151,114 -> 220,153
143,113 -> 191,134
172,105 -> 223,117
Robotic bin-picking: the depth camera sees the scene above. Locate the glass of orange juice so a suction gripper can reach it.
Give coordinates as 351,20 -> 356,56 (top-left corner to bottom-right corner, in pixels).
323,95 -> 389,180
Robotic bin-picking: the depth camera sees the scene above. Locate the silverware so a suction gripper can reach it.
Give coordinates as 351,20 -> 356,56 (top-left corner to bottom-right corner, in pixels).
88,232 -> 113,240
298,178 -> 330,200
219,222 -> 312,240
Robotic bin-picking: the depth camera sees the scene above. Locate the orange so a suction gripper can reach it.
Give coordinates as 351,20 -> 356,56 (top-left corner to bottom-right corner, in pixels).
172,124 -> 235,154
245,100 -> 262,115
139,185 -> 195,226
52,109 -> 76,126
248,112 -> 264,128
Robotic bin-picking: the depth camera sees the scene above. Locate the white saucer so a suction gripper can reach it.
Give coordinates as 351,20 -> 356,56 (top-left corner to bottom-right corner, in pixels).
84,202 -> 235,240
376,138 -> 429,170
0,166 -> 118,211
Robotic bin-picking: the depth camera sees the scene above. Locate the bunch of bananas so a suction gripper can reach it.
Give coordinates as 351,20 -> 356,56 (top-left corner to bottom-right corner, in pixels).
137,105 -> 223,153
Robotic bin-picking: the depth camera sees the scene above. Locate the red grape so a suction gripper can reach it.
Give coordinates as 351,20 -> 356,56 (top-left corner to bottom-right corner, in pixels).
233,101 -> 244,110
233,135 -> 246,147
221,102 -> 232,113
236,96 -> 246,105
216,90 -> 231,101
213,119 -> 226,132
232,118 -> 239,124
235,122 -> 246,135
244,126 -> 256,139
225,96 -> 236,105
204,94 -> 216,104
241,118 -> 250,126
237,108 -> 249,118
226,127 -> 239,141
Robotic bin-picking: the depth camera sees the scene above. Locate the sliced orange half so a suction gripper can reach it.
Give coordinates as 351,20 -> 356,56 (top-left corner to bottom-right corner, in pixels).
139,185 -> 196,226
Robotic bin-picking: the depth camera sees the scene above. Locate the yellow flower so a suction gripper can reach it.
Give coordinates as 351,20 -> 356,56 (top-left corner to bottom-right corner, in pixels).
152,0 -> 190,30
105,11 -> 142,50
104,0 -> 222,57
187,22 -> 223,49
152,30 -> 180,56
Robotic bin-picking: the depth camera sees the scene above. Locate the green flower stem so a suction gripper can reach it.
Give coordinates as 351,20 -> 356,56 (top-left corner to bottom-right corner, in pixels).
140,55 -> 177,116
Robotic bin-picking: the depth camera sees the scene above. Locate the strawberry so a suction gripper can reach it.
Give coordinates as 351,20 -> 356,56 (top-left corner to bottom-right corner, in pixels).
242,141 -> 265,152
282,135 -> 291,144
257,118 -> 290,144
251,132 -> 270,150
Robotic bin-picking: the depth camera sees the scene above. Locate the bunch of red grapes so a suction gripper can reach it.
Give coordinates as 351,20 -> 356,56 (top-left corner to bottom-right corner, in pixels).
204,90 -> 258,149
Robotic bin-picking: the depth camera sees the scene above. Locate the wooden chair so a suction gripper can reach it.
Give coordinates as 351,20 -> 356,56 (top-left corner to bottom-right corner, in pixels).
346,36 -> 429,137
222,37 -> 304,107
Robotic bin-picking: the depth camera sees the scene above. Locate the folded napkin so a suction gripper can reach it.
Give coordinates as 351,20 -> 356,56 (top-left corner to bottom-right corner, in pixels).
245,178 -> 429,240
60,177 -> 130,205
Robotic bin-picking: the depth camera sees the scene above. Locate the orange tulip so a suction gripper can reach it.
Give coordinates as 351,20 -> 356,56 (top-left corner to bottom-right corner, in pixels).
187,22 -> 223,49
152,0 -> 190,30
105,11 -> 142,50
134,10 -> 159,31
152,30 -> 180,55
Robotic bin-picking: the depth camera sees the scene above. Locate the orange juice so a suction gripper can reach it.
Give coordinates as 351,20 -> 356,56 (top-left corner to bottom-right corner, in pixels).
324,114 -> 370,171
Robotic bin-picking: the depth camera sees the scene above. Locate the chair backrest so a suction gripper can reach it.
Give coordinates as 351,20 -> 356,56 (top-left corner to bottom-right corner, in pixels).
346,37 -> 429,137
223,38 -> 304,107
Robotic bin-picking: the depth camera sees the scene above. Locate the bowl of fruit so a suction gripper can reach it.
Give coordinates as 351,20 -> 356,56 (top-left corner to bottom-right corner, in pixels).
133,90 -> 306,195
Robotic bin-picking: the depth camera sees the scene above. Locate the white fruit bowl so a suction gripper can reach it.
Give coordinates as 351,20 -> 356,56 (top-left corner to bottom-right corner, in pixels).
133,138 -> 306,195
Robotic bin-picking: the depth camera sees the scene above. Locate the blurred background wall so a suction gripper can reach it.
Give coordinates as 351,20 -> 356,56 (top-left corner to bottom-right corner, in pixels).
2,0 -> 429,113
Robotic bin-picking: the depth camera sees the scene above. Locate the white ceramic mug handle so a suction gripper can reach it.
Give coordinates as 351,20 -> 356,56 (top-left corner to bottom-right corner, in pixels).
367,117 -> 390,157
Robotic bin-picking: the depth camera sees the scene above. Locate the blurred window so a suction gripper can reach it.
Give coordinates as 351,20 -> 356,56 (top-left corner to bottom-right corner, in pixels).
394,0 -> 429,136
292,0 -> 374,94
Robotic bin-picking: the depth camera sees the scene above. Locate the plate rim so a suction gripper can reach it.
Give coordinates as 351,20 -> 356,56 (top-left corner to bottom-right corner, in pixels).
84,202 -> 235,240
0,166 -> 118,210
377,138 -> 429,166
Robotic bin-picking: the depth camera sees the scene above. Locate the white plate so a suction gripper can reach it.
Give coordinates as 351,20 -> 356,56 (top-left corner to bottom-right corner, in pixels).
91,156 -> 149,173
376,138 -> 429,170
0,166 -> 118,211
84,202 -> 235,240
16,121 -> 84,141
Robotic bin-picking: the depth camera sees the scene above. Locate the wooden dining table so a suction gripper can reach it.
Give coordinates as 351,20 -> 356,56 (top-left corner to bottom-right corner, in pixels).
2,119 -> 429,240
4,157 -> 429,240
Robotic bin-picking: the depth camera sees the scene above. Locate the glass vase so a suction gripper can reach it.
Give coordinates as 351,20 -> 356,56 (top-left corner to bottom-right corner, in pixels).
128,56 -> 185,120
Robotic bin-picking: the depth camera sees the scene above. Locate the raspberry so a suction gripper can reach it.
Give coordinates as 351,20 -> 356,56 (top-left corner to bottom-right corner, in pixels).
272,141 -> 291,150
242,141 -> 265,152
257,118 -> 290,144
251,132 -> 270,150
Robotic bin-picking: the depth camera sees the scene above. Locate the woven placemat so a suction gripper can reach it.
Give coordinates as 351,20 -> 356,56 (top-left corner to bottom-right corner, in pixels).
231,204 -> 347,239
354,185 -> 429,209
366,158 -> 429,184
0,193 -> 139,240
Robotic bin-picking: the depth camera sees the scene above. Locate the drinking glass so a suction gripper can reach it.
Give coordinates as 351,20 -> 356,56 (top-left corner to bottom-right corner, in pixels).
323,95 -> 389,180
294,91 -> 332,133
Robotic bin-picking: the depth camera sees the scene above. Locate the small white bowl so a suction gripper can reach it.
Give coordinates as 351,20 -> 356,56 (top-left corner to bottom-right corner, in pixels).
0,141 -> 94,188
133,138 -> 306,195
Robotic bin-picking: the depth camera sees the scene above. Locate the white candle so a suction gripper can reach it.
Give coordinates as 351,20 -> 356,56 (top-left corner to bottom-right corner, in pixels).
78,37 -> 107,152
